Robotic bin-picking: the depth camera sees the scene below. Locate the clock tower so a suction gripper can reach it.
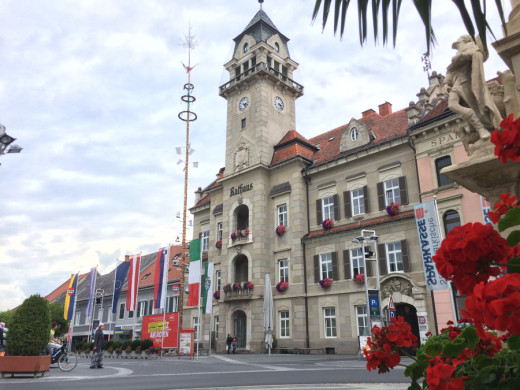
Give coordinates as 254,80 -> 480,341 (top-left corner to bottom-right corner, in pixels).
219,8 -> 304,175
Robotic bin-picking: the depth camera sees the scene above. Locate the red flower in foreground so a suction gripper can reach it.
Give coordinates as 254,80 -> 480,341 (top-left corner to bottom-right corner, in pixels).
426,356 -> 466,390
491,113 -> 520,164
463,273 -> 520,336
433,222 -> 509,295
487,193 -> 519,224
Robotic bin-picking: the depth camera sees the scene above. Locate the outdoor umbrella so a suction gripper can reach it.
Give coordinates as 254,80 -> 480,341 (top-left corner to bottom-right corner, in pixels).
263,272 -> 274,355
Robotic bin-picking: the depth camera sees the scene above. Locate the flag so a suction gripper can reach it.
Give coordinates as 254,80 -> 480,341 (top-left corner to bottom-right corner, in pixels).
187,239 -> 201,307
84,267 -> 97,317
154,247 -> 170,309
202,262 -> 214,314
112,261 -> 131,313
126,254 -> 141,311
64,273 -> 79,320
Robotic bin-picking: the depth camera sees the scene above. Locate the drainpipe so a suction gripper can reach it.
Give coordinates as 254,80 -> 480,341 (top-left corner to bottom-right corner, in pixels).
302,165 -> 312,349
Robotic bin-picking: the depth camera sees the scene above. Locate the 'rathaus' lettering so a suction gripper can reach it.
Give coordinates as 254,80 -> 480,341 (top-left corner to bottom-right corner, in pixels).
230,183 -> 253,197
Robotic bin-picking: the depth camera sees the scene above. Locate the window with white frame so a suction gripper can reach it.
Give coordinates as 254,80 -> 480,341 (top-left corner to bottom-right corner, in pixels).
350,248 -> 365,276
193,316 -> 199,341
148,299 -> 153,315
323,307 -> 337,338
216,270 -> 221,291
384,178 -> 400,205
356,306 -> 368,336
387,241 -> 404,272
322,196 -> 335,220
279,311 -> 290,338
217,222 -> 223,241
351,188 -> 365,215
74,311 -> 81,326
167,296 -> 179,313
319,253 -> 333,280
137,300 -> 147,318
279,259 -> 289,282
277,204 -> 288,226
119,303 -> 125,319
97,307 -> 103,321
214,316 -> 219,340
201,230 -> 209,251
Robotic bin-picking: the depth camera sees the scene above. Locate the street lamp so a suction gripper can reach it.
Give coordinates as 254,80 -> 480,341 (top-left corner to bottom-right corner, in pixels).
0,124 -> 23,165
352,229 -> 383,335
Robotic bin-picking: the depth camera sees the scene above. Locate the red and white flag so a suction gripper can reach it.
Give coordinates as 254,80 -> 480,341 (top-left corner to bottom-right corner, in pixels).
126,254 -> 141,311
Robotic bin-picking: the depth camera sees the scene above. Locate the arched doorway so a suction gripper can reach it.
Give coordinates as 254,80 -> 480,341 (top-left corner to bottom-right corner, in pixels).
396,303 -> 419,355
233,310 -> 247,348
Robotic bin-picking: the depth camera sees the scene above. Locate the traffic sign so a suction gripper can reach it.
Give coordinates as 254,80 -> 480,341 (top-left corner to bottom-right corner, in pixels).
388,295 -> 396,311
389,310 -> 397,319
368,290 -> 380,317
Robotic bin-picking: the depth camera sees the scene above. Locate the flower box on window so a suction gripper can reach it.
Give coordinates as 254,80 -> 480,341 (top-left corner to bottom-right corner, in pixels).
243,281 -> 254,290
319,278 -> 334,288
213,290 -> 220,300
276,281 -> 289,292
216,240 -> 222,249
232,282 -> 242,291
230,232 -> 236,241
223,283 -> 232,293
355,273 -> 365,284
322,218 -> 334,230
386,202 -> 400,216
276,225 -> 287,236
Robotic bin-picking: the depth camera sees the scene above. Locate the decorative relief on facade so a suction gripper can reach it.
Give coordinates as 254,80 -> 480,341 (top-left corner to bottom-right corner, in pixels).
234,143 -> 249,172
382,277 -> 414,299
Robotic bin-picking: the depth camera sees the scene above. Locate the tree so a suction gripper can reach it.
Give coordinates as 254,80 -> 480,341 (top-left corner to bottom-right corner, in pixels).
0,310 -> 15,329
311,0 -> 507,54
48,302 -> 69,338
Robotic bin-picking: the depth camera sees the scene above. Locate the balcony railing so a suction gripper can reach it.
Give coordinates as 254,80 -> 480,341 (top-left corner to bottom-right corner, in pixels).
223,284 -> 254,299
219,62 -> 304,96
228,230 -> 252,248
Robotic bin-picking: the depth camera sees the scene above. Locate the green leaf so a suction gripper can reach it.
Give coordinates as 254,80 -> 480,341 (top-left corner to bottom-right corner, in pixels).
442,341 -> 466,358
498,207 -> 520,232
507,335 -> 520,351
507,231 -> 520,247
424,342 -> 442,356
461,325 -> 479,347
507,257 -> 520,274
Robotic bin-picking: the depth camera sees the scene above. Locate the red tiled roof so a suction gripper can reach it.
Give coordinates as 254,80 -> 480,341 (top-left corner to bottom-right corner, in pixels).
416,98 -> 449,124
193,194 -> 211,209
306,210 -> 415,239
271,130 -> 317,165
308,109 -> 409,166
44,273 -> 89,303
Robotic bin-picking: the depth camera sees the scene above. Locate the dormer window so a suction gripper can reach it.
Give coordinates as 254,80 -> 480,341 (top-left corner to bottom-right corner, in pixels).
350,128 -> 358,141
274,42 -> 280,52
243,43 -> 248,53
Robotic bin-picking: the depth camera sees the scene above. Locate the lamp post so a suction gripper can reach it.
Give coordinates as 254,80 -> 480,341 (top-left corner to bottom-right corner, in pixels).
353,229 -> 382,335
0,124 -> 22,165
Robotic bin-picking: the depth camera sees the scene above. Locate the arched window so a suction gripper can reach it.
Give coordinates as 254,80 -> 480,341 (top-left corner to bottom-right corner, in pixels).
235,204 -> 249,231
443,210 -> 461,234
435,156 -> 454,187
234,255 -> 248,283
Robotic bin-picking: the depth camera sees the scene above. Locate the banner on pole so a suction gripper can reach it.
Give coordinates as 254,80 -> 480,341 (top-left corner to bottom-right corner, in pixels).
142,313 -> 179,348
414,201 -> 449,290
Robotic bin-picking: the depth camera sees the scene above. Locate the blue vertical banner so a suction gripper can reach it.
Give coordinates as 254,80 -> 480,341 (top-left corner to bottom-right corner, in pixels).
414,201 -> 449,290
480,196 -> 493,226
112,261 -> 131,313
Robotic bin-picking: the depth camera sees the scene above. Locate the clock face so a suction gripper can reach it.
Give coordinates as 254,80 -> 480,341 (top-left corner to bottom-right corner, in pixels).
274,96 -> 284,111
239,97 -> 249,111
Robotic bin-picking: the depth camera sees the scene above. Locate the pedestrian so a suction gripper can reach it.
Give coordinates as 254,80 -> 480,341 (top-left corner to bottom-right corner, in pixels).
90,323 -> 105,369
232,334 -> 237,354
226,333 -> 233,354
0,322 -> 5,354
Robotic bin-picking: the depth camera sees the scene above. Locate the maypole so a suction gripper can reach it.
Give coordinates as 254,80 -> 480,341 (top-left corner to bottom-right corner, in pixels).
177,26 -> 197,350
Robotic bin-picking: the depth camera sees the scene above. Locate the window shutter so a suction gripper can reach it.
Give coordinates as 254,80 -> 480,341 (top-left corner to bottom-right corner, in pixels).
313,255 -> 320,283
363,185 -> 369,213
399,176 -> 409,205
378,243 -> 388,275
366,257 -> 374,277
343,250 -> 351,279
344,191 -> 352,218
333,194 -> 340,221
377,182 -> 385,210
332,252 -> 339,280
316,199 -> 322,225
401,239 -> 410,272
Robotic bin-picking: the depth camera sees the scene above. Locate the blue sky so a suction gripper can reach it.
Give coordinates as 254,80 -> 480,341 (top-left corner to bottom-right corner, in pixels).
0,0 -> 510,311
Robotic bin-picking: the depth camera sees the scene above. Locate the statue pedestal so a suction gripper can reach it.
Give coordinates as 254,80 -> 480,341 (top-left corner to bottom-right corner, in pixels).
441,147 -> 520,206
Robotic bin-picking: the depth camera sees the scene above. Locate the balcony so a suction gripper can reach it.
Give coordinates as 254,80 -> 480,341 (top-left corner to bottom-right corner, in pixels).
223,282 -> 254,300
228,230 -> 253,248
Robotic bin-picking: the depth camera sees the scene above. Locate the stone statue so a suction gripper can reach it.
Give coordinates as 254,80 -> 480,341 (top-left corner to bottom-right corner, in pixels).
444,35 -> 503,156
382,284 -> 391,299
497,69 -> 520,118
402,283 -> 413,297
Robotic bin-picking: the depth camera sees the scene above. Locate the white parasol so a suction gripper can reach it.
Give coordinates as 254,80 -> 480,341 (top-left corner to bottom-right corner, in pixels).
263,272 -> 274,355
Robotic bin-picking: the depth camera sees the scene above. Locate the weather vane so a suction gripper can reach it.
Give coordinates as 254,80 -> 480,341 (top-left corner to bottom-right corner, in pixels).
421,51 -> 432,79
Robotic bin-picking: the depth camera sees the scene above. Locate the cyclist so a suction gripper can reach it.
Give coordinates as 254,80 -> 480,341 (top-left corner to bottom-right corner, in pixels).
45,321 -> 61,355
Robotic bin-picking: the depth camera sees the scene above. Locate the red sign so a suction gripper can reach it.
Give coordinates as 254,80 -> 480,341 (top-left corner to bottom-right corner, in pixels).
67,288 -> 75,296
388,295 -> 396,311
142,313 -> 179,349
172,286 -> 179,293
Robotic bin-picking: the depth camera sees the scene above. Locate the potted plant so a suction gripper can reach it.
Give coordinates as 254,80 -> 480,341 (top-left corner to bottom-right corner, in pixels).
223,283 -> 232,293
215,240 -> 222,249
244,228 -> 250,237
233,282 -> 242,291
319,278 -> 333,288
386,202 -> 400,216
354,273 -> 365,284
322,218 -> 334,230
236,230 -> 242,238
230,232 -> 236,241
213,290 -> 220,300
276,281 -> 289,292
135,346 -> 142,355
144,348 -> 151,355
0,294 -> 52,377
243,281 -> 254,290
275,225 -> 286,236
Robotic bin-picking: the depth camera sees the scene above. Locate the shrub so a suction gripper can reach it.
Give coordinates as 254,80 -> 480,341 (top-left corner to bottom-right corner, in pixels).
112,340 -> 122,349
130,339 -> 142,351
122,340 -> 132,350
141,339 -> 154,350
105,340 -> 114,349
6,295 -> 50,356
75,342 -> 84,351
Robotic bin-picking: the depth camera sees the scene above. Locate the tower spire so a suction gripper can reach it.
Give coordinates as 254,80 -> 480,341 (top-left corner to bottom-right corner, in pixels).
259,0 -> 263,10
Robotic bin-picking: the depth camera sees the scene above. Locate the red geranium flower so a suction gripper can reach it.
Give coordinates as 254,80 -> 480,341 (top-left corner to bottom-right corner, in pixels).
463,273 -> 520,336
425,356 -> 466,390
487,192 -> 519,224
491,113 -> 520,164
433,222 -> 509,295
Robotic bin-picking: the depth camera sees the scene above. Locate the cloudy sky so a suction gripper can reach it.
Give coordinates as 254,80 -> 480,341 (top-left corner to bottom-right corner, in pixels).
0,1 -> 511,311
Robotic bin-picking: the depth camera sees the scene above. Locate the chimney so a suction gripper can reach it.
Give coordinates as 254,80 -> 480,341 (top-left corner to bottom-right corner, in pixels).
362,109 -> 376,118
378,102 -> 392,117
194,187 -> 203,204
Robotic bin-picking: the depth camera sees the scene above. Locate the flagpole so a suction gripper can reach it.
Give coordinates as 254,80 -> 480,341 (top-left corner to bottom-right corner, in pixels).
111,259 -> 121,342
433,196 -> 458,321
160,246 -> 169,358
88,266 -> 98,343
69,272 -> 79,352
134,253 -> 142,343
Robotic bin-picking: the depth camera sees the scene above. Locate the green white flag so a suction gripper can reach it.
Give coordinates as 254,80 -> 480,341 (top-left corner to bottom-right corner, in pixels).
202,262 -> 214,314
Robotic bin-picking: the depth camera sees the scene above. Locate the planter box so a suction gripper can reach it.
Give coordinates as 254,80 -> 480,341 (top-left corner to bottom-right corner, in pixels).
0,355 -> 51,378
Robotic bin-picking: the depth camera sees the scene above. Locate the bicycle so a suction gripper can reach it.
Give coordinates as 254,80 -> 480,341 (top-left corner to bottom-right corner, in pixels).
50,340 -> 78,372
